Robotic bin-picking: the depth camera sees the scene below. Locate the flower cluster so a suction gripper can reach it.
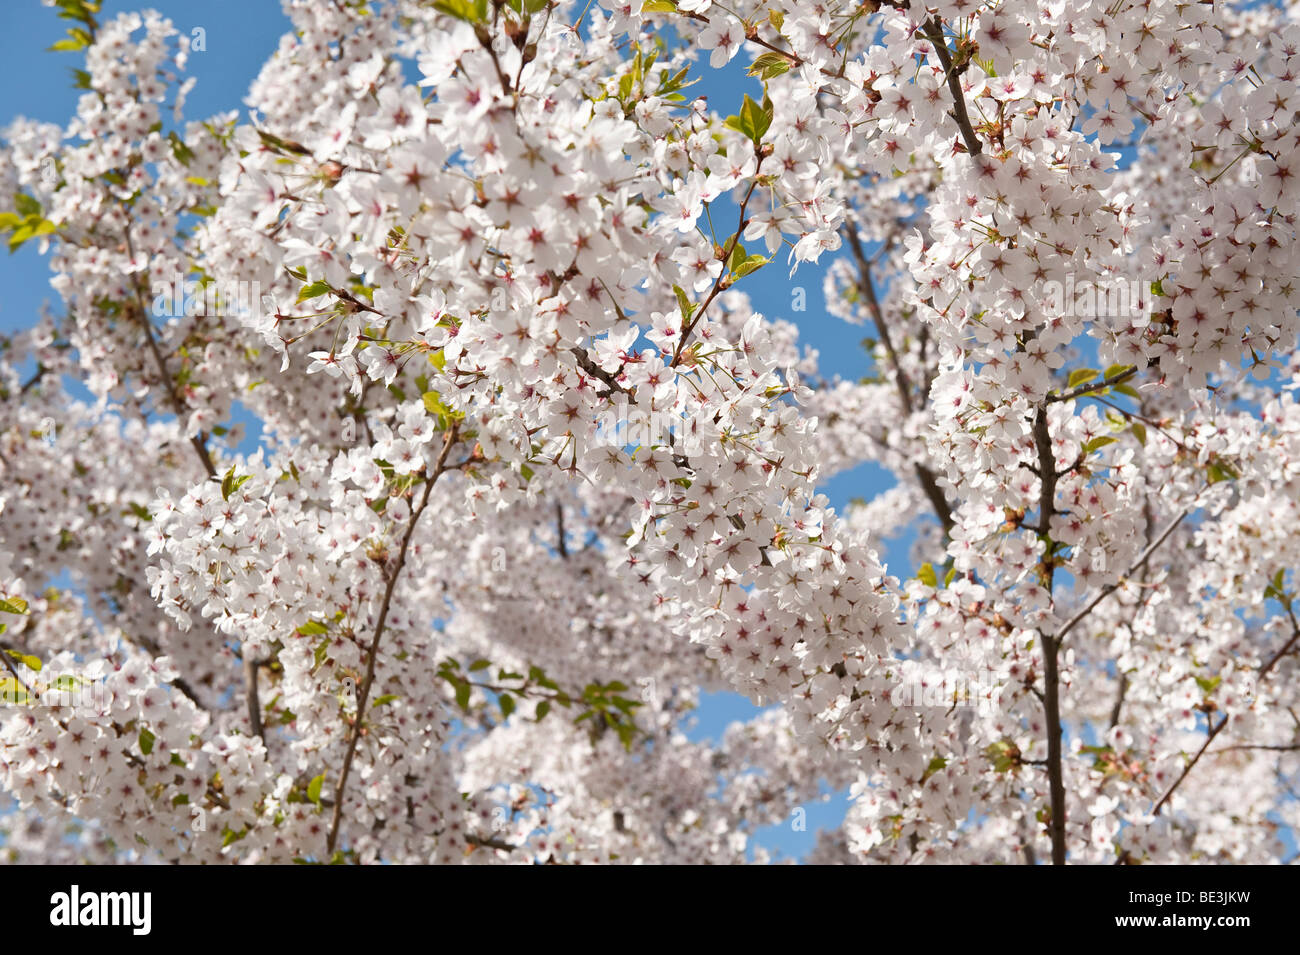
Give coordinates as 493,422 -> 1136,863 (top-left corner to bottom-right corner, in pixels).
1,0 -> 1298,864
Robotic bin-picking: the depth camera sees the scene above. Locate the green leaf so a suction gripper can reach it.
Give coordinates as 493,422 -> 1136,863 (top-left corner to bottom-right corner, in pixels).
672,284 -> 695,321
1081,435 -> 1118,455
0,596 -> 30,615
308,772 -> 325,806
733,253 -> 768,278
727,238 -> 747,274
422,390 -> 453,425
1194,674 -> 1221,695
725,94 -> 774,145
468,658 -> 492,671
297,279 -> 332,303
640,0 -> 677,11
535,700 -> 551,721
0,678 -> 31,706
747,52 -> 792,80
13,193 -> 41,218
454,680 -> 471,711
8,224 -> 35,252
1207,459 -> 1239,484
296,620 -> 328,636
433,0 -> 487,22
917,562 -> 938,589
221,466 -> 252,501
1130,422 -> 1147,446
498,693 -> 516,719
746,93 -> 773,141
1067,368 -> 1099,390
1103,363 -> 1135,382
168,131 -> 196,166
255,128 -> 310,156
921,755 -> 948,782
5,649 -> 41,672
138,727 -> 156,756
372,694 -> 399,706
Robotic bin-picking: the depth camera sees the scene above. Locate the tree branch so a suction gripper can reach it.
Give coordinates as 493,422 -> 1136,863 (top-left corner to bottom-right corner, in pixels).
326,426 -> 459,856
1047,366 -> 1138,404
121,229 -> 217,481
922,18 -> 983,156
1149,613 -> 1300,818
843,223 -> 954,535
244,656 -> 264,742
1054,506 -> 1191,645
1031,403 -> 1067,864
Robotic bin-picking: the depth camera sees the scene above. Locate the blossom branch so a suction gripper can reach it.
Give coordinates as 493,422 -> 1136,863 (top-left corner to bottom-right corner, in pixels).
1149,611 -> 1300,818
1030,403 -> 1068,864
921,18 -> 983,156
843,223 -> 954,534
671,177 -> 762,367
1054,506 -> 1192,644
326,425 -> 460,856
1047,366 -> 1139,404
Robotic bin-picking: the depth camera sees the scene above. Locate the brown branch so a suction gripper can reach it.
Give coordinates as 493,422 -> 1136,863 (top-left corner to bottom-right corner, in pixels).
326,426 -> 459,856
1031,404 -> 1067,864
555,501 -> 569,559
244,656 -> 264,741
843,223 -> 954,535
1108,673 -> 1128,730
1149,615 -> 1300,818
670,178 -> 762,368
922,18 -> 983,156
1054,506 -> 1191,644
1209,742 -> 1300,754
121,229 -> 217,481
570,346 -> 630,397
1047,366 -> 1138,404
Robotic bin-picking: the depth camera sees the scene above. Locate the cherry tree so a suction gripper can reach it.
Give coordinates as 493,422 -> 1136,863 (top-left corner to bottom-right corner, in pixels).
1,0 -> 1298,864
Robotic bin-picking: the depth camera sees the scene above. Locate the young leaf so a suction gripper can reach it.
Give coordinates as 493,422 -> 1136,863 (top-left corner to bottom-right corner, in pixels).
1067,368 -> 1099,390
221,466 -> 252,501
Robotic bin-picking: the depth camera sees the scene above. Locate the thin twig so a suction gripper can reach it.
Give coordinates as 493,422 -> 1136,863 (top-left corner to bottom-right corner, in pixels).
1055,506 -> 1192,644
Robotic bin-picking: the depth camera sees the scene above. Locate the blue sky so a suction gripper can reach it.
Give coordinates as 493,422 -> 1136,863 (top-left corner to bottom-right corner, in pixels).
0,0 -> 892,859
